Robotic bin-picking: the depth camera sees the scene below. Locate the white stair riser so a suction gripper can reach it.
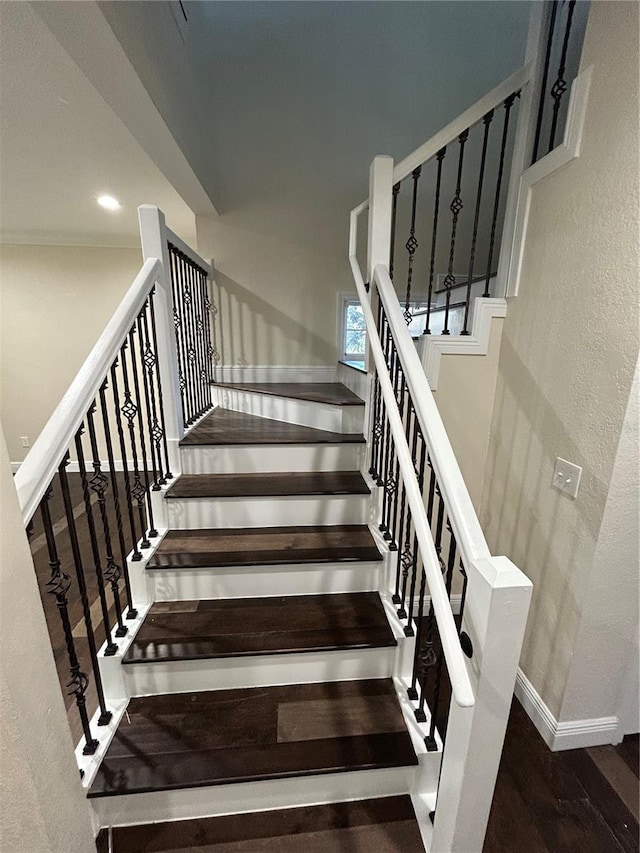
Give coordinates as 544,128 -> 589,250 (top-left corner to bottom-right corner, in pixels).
148,561 -> 382,601
179,443 -> 364,474
212,386 -> 364,433
165,494 -> 372,529
122,646 -> 396,697
89,765 -> 421,832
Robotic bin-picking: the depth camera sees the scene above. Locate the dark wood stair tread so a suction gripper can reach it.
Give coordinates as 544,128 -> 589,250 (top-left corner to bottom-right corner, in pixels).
214,382 -> 364,406
96,795 -> 425,852
181,408 -> 365,446
165,471 -> 370,499
89,679 -> 417,797
123,592 -> 395,663
146,524 -> 383,570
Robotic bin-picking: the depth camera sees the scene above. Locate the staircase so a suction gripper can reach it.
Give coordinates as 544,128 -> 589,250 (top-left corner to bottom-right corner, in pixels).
87,380 -> 436,849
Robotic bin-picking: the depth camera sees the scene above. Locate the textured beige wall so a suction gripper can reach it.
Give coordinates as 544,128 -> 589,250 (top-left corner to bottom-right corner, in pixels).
196,213 -> 343,368
433,317 -> 504,511
480,2 -> 639,719
0,243 -> 141,461
0,428 -> 95,852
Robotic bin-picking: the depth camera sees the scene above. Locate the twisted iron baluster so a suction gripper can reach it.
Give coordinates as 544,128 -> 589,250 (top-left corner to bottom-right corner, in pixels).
86,398 -> 127,638
389,182 -> 401,281
549,0 -> 577,152
442,130 -> 469,335
424,147 -> 446,335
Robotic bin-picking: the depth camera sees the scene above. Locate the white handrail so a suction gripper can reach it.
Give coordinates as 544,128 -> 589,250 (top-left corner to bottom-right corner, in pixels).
349,255 -> 475,708
14,258 -> 161,525
165,226 -> 212,276
374,264 -> 491,569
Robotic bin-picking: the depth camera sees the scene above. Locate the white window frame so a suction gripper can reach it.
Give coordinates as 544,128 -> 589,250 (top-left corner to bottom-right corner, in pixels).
338,293 -> 366,362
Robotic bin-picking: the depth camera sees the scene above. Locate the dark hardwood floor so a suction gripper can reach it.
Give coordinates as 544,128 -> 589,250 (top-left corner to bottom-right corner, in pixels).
89,678 -> 417,798
165,470 -> 370,499
96,794 -> 425,852
215,382 -> 364,406
181,407 -> 365,445
123,591 -> 396,663
146,524 -> 383,570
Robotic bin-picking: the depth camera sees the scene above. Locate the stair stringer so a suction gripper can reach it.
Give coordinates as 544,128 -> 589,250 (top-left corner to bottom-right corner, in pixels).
416,297 -> 507,391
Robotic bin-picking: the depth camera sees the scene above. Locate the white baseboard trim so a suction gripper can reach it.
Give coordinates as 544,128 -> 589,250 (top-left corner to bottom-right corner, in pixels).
416,298 -> 507,391
515,668 -> 620,751
214,365 -> 336,384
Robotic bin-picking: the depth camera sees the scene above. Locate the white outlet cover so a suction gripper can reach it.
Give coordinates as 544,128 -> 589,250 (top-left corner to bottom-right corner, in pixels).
552,457 -> 582,499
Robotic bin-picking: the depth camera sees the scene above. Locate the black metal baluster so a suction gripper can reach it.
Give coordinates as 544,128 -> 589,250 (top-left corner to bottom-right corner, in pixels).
202,268 -> 217,386
194,266 -> 210,417
406,432 -> 427,634
426,456 -> 437,524
404,167 -> 421,322
139,298 -> 166,488
40,487 -> 99,754
396,395 -> 418,619
424,148 -> 446,336
444,519 -> 457,599
418,602 -> 439,735
380,337 -> 399,548
86,400 -> 127,638
549,0 -> 576,152
58,455 -> 112,723
74,425 -> 118,656
442,130 -> 469,334
174,251 -> 194,425
98,380 -> 136,620
389,182 -> 401,281
462,111 -> 494,335
110,359 -> 142,564
147,287 -> 172,481
183,256 -> 201,423
136,308 -> 161,491
408,568 -> 427,701
376,311 -> 391,493
169,248 -> 190,426
389,371 -> 406,552
369,371 -> 383,481
532,1 -> 559,164
484,93 -> 518,297
127,327 -> 158,538
118,341 -> 151,549
459,563 -> 469,630
393,391 -> 413,608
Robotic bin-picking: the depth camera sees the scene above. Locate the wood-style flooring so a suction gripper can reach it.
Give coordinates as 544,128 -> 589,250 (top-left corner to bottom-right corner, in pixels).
96,794 -> 425,852
181,407 -> 365,446
215,382 -> 364,406
89,678 -> 417,798
165,471 -> 370,499
145,524 -> 383,570
123,592 -> 395,663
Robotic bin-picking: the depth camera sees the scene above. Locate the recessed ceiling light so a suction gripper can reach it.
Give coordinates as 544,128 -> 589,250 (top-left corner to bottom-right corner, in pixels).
97,195 -> 121,211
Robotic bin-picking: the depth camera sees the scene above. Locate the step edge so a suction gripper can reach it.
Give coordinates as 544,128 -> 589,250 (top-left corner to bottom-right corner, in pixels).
213,383 -> 365,407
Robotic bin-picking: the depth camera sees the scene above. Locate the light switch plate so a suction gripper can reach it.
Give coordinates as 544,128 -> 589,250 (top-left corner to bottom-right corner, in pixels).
552,457 -> 582,499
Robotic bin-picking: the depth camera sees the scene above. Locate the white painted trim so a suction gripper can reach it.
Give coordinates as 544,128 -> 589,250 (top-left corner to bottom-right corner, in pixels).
14,258 -> 160,524
418,298 -> 507,391
505,66 -> 593,298
515,669 -> 620,751
215,365 -> 336,384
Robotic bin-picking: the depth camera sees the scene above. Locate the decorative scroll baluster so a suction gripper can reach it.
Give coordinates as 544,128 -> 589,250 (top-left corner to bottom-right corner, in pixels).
369,373 -> 383,481
548,0 -> 577,152
110,359 -> 142,563
86,400 -> 127,638
442,130 -> 469,335
459,564 -> 469,630
408,569 -> 427,704
40,487 -> 99,755
127,327 -> 158,538
424,148 -> 446,336
389,182 -> 401,281
403,167 -> 421,323
170,250 -> 190,425
461,111 -> 493,335
74,425 -> 118,656
58,456 -> 112,724
484,93 -> 518,297
136,309 -> 161,491
393,393 -> 413,608
98,380 -> 136,619
194,265 -> 210,416
139,299 -> 166,488
532,1 -> 559,164
118,341 -> 151,549
405,433 -> 427,634
147,287 -> 173,481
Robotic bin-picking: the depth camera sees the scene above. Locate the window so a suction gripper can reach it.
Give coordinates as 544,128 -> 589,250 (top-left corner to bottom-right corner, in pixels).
343,300 -> 366,360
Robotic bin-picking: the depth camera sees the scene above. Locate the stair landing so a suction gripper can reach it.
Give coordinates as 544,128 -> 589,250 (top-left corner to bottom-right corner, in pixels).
89,679 -> 417,797
214,382 -> 364,406
96,795 -> 425,852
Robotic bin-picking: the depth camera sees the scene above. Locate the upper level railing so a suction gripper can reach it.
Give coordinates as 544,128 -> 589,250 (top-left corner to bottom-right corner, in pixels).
13,206 -> 214,757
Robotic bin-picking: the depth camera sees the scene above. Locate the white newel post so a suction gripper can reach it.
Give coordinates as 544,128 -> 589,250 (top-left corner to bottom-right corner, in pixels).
137,205 -> 184,476
430,556 -> 532,853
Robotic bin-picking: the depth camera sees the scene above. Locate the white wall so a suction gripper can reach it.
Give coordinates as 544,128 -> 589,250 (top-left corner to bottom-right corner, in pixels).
0,243 -> 142,461
0,427 -> 95,853
480,1 -> 639,724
